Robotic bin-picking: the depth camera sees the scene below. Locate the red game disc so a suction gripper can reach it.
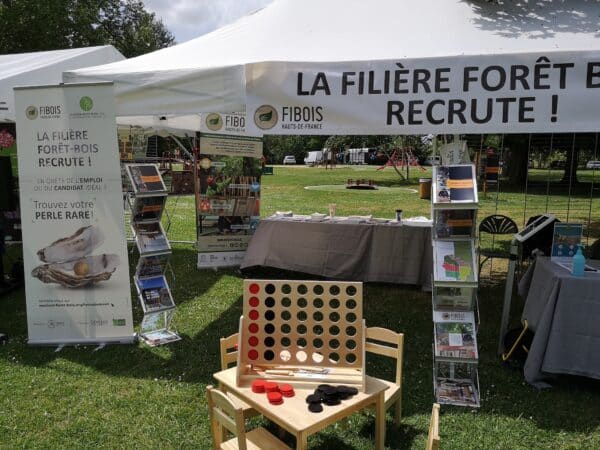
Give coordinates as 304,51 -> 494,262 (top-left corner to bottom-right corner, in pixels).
251,380 -> 266,393
248,350 -> 259,360
249,310 -> 259,320
264,382 -> 279,393
279,384 -> 295,397
249,296 -> 259,307
267,391 -> 283,405
248,323 -> 259,333
249,283 -> 260,294
248,336 -> 259,346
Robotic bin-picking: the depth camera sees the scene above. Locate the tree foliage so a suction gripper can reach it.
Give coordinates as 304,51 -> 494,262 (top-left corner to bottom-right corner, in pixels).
0,0 -> 175,57
262,135 -> 329,164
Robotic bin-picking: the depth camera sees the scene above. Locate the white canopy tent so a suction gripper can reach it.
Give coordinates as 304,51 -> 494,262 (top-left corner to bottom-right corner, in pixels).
116,114 -> 201,137
64,0 -> 600,130
63,0 -> 600,359
0,45 -> 124,122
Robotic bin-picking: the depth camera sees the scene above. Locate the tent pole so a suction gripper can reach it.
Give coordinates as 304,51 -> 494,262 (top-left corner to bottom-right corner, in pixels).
566,133 -> 576,222
523,134 -> 532,227
586,133 -> 598,245
545,134 -> 554,213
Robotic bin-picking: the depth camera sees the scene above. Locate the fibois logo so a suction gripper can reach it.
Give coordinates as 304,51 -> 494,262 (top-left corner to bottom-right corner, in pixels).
25,104 -> 61,120
25,106 -> 38,120
25,94 -> 96,120
253,105 -> 278,130
205,113 -> 223,131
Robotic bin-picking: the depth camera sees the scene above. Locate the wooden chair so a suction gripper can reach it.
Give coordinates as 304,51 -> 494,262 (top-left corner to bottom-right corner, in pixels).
206,385 -> 288,450
425,403 -> 440,450
220,333 -> 241,371
219,333 -> 258,419
365,326 -> 404,427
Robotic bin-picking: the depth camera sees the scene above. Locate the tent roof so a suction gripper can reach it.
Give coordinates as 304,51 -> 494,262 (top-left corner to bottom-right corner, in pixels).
0,45 -> 124,121
64,0 -> 600,116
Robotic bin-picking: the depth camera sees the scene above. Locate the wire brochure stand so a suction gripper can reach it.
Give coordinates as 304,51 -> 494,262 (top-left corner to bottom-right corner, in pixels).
126,164 -> 180,347
431,164 -> 480,407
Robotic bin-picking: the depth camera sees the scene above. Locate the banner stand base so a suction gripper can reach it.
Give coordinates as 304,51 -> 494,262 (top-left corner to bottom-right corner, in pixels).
27,335 -> 137,347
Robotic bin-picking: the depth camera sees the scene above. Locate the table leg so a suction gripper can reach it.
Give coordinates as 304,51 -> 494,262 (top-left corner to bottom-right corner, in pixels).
375,391 -> 386,450
296,431 -> 308,450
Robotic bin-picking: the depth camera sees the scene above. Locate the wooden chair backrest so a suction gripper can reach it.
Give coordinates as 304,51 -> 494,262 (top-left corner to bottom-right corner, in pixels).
426,403 -> 440,450
206,385 -> 247,450
220,333 -> 239,371
365,326 -> 404,386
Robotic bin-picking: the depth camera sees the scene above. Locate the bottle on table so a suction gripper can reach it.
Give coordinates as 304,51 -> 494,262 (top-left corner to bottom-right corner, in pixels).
572,245 -> 585,277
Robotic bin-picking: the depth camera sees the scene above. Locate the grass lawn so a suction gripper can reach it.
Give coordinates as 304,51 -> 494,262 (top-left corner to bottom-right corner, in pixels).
1,165 -> 599,449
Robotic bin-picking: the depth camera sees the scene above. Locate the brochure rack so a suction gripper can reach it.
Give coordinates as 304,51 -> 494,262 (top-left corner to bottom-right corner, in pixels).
431,164 -> 480,407
126,164 -> 180,346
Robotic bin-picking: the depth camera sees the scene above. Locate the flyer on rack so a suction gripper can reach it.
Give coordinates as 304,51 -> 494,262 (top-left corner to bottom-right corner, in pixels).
14,83 -> 134,345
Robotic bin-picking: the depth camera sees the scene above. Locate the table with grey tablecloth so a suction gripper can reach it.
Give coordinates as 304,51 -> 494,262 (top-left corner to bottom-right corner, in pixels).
518,256 -> 600,388
241,217 -> 432,287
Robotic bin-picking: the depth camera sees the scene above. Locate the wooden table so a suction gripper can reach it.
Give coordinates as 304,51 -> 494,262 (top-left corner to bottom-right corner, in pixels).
213,367 -> 388,449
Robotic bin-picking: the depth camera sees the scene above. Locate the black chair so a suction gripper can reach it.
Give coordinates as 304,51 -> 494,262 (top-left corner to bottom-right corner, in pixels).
588,239 -> 600,260
478,214 -> 519,275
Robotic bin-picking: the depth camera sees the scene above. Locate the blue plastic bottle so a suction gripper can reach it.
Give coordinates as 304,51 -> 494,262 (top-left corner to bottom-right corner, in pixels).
572,245 -> 585,277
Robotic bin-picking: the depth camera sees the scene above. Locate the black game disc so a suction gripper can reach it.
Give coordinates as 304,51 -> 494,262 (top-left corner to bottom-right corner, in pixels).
336,386 -> 359,396
308,403 -> 324,413
324,397 -> 341,406
317,385 -> 337,396
306,394 -> 322,404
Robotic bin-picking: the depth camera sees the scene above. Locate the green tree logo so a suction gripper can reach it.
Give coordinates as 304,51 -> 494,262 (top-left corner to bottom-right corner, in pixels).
79,96 -> 94,112
253,105 -> 278,130
205,113 -> 223,131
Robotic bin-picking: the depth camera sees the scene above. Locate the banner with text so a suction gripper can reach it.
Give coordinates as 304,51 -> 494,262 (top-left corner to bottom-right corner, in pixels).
15,83 -> 134,345
247,51 -> 600,135
196,154 -> 261,269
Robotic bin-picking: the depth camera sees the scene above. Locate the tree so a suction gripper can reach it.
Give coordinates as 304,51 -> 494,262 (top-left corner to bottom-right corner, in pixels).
262,135 -> 328,164
503,134 -> 529,186
0,0 -> 174,57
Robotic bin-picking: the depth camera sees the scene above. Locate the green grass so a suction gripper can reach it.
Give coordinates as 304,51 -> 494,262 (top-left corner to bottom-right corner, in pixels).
1,166 -> 600,449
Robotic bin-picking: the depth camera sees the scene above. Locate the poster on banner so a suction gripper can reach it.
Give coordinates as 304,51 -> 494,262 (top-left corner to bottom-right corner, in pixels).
551,223 -> 583,265
247,51 -> 600,135
196,154 -> 261,268
200,112 -> 263,158
14,83 -> 134,345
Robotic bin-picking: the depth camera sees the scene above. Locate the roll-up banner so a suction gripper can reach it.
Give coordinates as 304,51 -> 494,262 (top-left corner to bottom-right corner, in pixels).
197,112 -> 262,269
246,51 -> 600,135
14,83 -> 134,345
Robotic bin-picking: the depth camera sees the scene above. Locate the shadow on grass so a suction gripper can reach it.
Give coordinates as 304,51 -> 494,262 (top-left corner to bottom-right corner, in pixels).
0,245 -> 244,385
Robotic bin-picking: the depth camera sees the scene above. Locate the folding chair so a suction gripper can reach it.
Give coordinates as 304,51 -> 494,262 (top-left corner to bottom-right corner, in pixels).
478,214 -> 518,275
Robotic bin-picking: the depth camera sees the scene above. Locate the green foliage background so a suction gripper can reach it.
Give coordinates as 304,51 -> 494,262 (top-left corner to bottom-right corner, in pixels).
0,0 -> 174,57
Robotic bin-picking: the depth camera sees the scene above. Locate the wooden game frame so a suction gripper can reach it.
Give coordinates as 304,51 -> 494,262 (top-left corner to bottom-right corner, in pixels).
236,280 -> 366,391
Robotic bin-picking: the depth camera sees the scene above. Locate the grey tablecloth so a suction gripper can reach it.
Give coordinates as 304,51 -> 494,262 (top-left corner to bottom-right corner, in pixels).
519,257 -> 600,388
241,218 -> 432,287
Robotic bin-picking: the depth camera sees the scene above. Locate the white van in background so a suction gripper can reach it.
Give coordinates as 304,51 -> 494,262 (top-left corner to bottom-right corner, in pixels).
344,148 -> 370,164
304,150 -> 324,166
423,155 -> 441,166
